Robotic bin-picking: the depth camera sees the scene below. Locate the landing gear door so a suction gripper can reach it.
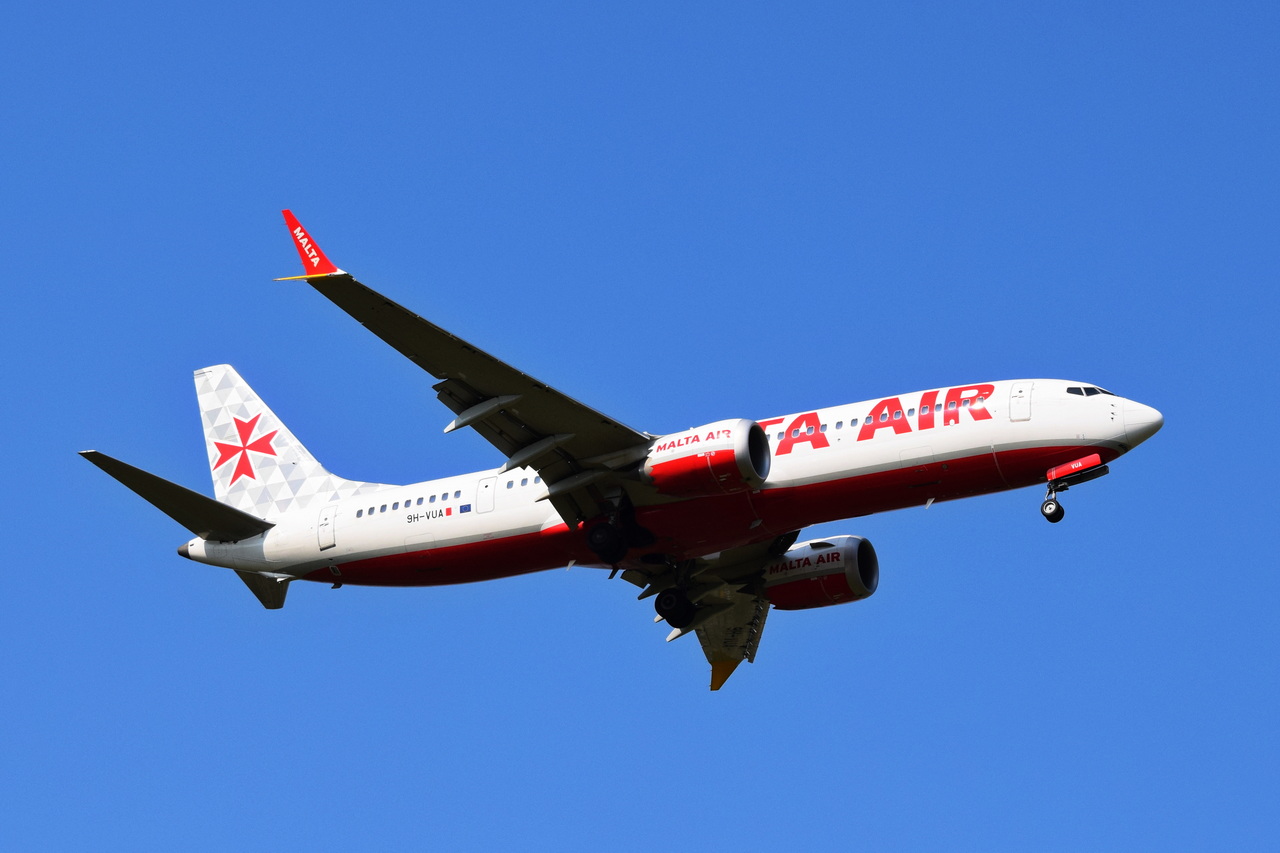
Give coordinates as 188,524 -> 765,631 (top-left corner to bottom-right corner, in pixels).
317,505 -> 337,550
1009,382 -> 1033,422
477,476 -> 497,513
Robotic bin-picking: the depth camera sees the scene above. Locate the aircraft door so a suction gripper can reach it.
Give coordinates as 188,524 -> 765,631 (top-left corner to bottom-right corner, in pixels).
1009,382 -> 1033,422
317,505 -> 337,550
477,476 -> 497,513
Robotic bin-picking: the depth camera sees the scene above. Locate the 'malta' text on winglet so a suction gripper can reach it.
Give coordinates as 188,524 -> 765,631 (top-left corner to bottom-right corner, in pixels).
281,209 -> 340,276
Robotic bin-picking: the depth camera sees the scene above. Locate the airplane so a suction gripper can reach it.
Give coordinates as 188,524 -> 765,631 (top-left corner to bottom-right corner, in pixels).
81,210 -> 1164,690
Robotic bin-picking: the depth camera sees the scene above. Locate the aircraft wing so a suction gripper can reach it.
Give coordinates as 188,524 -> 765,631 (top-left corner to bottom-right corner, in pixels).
693,588 -> 771,690
279,211 -> 653,525
636,532 -> 799,689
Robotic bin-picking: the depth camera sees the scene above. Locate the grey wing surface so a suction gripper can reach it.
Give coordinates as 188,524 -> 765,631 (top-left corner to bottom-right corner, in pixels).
634,532 -> 800,690
301,272 -> 653,525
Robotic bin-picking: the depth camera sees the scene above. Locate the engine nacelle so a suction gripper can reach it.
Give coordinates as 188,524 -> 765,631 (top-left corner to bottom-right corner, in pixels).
642,418 -> 771,498
763,535 -> 879,610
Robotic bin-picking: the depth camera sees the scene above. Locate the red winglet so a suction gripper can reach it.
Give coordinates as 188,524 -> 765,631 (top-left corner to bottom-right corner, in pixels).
282,210 -> 339,275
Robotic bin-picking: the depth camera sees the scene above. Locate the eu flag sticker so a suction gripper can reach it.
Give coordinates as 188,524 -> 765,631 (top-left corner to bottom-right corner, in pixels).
460,504 -> 472,513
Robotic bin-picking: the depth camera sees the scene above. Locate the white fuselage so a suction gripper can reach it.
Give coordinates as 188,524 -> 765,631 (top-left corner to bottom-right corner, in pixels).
183,378 -> 1162,586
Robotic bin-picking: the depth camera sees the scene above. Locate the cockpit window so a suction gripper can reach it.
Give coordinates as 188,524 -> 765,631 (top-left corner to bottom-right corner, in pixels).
1067,387 -> 1084,396
1084,387 -> 1100,396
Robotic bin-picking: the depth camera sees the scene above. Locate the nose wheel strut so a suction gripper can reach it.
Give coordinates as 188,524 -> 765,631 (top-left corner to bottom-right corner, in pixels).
1039,456 -> 1112,523
1040,489 -> 1065,523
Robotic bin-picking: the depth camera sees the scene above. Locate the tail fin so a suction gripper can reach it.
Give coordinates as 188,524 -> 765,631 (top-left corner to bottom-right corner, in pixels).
195,364 -> 388,517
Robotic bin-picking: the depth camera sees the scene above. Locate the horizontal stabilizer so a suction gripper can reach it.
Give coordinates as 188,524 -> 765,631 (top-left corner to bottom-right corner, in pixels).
236,571 -> 289,609
80,451 -> 275,542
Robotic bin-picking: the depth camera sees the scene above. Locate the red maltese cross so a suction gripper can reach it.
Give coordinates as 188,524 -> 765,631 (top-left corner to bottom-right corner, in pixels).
213,414 -> 278,485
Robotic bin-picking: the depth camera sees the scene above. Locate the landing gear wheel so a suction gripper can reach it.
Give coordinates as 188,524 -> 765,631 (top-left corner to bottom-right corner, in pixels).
586,523 -> 627,564
1041,499 -> 1065,523
654,589 -> 698,629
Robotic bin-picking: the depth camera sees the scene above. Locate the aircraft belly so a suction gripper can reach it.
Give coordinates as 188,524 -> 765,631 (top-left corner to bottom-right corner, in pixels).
306,524 -> 577,586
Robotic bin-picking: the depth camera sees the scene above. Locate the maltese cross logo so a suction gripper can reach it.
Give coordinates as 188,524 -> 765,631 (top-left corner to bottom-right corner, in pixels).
213,414 -> 278,485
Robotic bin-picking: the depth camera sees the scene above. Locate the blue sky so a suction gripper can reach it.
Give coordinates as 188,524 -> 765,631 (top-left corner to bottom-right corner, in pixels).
4,2 -> 1277,850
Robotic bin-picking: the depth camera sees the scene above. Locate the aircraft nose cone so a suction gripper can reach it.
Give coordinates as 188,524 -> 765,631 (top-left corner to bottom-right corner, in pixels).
1124,400 -> 1164,446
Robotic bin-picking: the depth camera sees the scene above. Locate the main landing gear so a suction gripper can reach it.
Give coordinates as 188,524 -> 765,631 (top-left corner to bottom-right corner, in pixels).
584,495 -> 656,565
585,521 -> 628,564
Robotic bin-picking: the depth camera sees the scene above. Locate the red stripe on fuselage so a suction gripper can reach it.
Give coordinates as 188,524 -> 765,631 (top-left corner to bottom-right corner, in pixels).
303,442 -> 1120,588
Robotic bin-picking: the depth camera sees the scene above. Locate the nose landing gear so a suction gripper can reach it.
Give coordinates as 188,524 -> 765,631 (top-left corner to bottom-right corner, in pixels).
1041,493 -> 1065,523
1039,453 -> 1111,523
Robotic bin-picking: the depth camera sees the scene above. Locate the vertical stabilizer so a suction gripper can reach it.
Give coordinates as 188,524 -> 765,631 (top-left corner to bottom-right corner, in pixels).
195,364 -> 388,517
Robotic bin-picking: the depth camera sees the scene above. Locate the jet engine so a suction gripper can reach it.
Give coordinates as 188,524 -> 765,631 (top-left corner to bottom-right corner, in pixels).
763,535 -> 879,610
642,418 -> 771,498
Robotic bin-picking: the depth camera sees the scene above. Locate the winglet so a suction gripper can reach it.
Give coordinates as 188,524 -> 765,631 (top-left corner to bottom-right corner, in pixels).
279,209 -> 341,278
709,659 -> 741,691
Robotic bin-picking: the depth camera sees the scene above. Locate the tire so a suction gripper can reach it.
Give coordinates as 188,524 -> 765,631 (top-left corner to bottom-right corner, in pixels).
1041,499 -> 1065,523
586,523 -> 627,563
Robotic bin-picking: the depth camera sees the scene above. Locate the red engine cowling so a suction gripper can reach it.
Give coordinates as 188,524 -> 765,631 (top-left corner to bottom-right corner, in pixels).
764,536 -> 879,610
643,418 -> 771,497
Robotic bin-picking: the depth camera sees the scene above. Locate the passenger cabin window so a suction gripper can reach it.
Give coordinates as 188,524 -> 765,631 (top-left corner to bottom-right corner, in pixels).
380,505 -> 387,513
356,509 -> 363,518
417,497 -> 423,506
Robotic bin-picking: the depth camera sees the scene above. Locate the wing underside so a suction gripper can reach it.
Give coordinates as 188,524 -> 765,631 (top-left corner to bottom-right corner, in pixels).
694,589 -> 771,690
632,532 -> 800,689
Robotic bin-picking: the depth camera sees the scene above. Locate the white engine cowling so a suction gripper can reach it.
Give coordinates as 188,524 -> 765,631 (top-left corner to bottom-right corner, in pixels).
763,535 -> 879,610
642,418 -> 771,497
